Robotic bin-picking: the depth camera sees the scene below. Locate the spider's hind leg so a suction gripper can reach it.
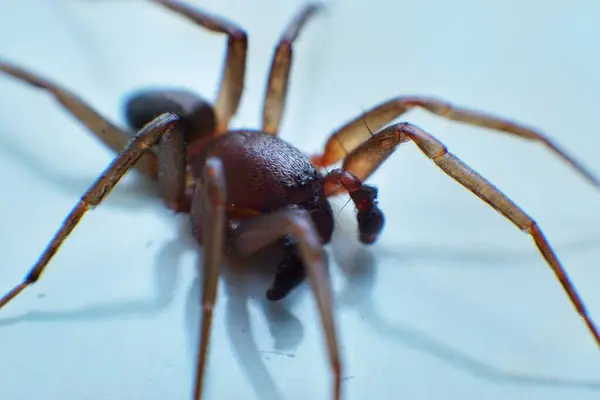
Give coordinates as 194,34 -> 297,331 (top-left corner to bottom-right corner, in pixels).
0,60 -> 157,177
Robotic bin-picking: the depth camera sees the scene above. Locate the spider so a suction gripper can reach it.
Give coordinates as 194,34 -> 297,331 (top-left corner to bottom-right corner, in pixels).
1,0 -> 599,399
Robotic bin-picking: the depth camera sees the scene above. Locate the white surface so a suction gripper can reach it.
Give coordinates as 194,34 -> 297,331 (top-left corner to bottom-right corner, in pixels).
1,1 -> 599,399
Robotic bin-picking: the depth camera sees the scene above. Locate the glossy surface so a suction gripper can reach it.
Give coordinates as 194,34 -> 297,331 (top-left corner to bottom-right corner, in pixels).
124,88 -> 216,142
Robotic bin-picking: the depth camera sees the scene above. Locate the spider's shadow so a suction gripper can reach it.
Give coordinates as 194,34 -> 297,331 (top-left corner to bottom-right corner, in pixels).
330,219 -> 600,392
2,211 -> 600,398
0,126 -> 300,399
0,214 -> 305,400
0,125 -> 159,210
185,220 -> 309,400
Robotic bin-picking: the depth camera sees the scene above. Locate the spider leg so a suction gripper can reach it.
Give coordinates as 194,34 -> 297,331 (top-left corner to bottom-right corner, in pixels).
261,3 -> 323,136
230,205 -> 342,400
189,157 -> 227,400
311,96 -> 600,189
152,0 -> 248,133
339,122 -> 600,348
0,113 -> 179,310
157,120 -> 190,212
0,60 -> 157,178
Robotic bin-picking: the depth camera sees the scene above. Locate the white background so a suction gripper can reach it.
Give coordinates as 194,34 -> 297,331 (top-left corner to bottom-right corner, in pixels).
1,1 -> 599,399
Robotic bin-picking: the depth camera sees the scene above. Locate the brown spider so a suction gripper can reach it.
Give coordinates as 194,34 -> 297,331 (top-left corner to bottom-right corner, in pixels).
1,0 -> 600,399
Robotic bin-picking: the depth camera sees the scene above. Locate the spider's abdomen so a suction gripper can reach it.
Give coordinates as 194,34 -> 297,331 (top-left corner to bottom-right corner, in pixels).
192,130 -> 334,242
123,88 -> 216,143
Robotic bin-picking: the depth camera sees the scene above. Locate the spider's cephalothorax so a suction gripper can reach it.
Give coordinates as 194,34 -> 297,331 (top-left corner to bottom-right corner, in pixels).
122,82 -> 386,302
1,1 -> 599,400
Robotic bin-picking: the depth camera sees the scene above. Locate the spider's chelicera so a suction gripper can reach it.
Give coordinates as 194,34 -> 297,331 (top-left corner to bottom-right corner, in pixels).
1,1 -> 599,399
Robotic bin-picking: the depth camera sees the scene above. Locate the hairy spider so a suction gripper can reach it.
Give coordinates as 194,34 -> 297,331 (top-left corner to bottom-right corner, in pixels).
1,1 -> 599,399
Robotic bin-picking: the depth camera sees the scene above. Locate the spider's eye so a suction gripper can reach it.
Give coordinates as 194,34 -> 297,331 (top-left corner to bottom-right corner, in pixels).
357,206 -> 385,245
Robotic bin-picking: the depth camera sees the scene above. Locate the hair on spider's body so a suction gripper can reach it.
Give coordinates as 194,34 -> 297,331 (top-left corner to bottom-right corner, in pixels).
1,0 -> 600,400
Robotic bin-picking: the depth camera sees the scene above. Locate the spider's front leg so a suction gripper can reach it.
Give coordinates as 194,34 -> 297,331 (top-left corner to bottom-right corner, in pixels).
330,122 -> 600,350
0,113 -> 180,310
311,96 -> 600,189
229,206 -> 342,400
188,157 -> 227,400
